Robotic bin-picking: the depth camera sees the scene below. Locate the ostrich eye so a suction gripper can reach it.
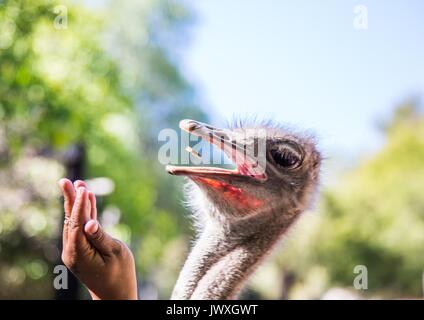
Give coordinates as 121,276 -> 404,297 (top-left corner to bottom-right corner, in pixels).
270,145 -> 302,169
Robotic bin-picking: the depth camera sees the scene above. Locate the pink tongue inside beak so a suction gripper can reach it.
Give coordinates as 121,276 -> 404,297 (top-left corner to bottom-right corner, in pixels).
193,176 -> 264,211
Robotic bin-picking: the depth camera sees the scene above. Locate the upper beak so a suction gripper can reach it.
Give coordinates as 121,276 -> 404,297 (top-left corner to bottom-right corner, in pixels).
179,119 -> 234,151
165,119 -> 267,181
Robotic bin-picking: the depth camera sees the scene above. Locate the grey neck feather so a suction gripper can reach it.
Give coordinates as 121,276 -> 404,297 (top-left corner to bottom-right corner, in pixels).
171,204 -> 299,300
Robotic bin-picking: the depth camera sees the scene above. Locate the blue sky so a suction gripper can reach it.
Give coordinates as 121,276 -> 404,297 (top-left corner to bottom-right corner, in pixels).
183,0 -> 424,159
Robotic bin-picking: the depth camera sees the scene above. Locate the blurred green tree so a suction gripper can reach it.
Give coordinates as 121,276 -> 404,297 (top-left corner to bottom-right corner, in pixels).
0,0 -> 206,299
267,100 -> 424,299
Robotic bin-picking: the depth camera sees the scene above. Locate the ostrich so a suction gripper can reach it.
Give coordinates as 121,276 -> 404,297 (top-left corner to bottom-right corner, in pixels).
166,119 -> 321,300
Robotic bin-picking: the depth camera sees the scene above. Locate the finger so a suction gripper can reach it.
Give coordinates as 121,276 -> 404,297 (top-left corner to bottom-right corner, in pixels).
74,181 -> 91,221
59,178 -> 76,218
74,180 -> 91,220
85,220 -> 121,256
74,180 -> 92,221
74,180 -> 87,190
59,178 -> 76,248
67,187 -> 91,253
88,191 -> 97,220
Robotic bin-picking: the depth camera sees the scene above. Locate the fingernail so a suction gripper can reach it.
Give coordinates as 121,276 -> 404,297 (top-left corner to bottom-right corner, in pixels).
77,186 -> 85,195
92,221 -> 99,233
86,220 -> 99,234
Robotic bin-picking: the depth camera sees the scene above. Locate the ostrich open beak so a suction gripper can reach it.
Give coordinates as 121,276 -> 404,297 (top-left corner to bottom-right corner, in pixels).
166,119 -> 267,181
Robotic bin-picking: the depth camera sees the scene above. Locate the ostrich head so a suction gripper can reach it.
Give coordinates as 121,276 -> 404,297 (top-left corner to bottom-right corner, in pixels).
166,119 -> 321,227
167,119 -> 321,299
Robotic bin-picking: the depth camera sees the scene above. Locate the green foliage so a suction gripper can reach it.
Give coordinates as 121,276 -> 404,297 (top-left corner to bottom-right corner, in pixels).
318,106 -> 424,295
1,1 -> 126,151
276,102 -> 424,298
0,0 -> 205,298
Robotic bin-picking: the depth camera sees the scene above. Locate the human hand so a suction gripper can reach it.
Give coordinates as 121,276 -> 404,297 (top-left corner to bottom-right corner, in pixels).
59,178 -> 137,300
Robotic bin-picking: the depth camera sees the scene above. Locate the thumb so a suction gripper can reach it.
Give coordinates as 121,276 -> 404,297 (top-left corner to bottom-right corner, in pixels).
84,220 -> 121,255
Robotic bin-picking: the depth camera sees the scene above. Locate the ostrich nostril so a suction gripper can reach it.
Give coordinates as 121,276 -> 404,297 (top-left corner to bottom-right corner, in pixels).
180,119 -> 201,132
188,122 -> 200,131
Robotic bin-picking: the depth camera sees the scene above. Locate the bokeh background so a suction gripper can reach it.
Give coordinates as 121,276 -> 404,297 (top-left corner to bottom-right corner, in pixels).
1,0 -> 424,299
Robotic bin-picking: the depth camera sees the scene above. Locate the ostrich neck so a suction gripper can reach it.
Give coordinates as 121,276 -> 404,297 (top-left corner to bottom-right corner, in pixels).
171,207 -> 299,300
